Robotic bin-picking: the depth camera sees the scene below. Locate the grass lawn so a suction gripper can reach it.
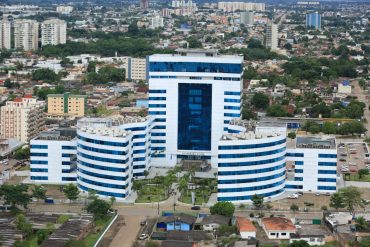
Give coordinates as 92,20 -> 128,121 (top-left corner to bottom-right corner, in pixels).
179,189 -> 211,205
18,165 -> 30,171
136,184 -> 168,203
57,214 -> 71,224
344,174 -> 370,182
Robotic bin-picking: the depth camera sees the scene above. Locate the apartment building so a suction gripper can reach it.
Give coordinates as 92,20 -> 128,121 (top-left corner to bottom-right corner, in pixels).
47,93 -> 87,118
14,19 -> 39,51
265,23 -> 278,51
56,5 -> 74,14
218,2 -> 265,12
41,19 -> 67,46
0,19 -> 11,49
0,96 -> 45,143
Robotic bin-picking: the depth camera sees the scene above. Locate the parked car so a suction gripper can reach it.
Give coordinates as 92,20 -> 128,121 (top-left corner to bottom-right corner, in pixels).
339,158 -> 346,162
139,234 -> 148,240
288,194 -> 298,199
140,220 -> 147,226
191,206 -> 201,210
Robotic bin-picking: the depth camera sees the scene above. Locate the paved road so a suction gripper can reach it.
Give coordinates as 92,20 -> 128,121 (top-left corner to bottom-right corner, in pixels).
109,215 -> 142,247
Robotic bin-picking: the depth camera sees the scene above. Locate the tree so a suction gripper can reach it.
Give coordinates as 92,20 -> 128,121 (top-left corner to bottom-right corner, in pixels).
32,68 -> 59,83
266,104 -> 288,117
322,122 -> 337,134
4,79 -> 13,88
308,124 -> 321,134
15,214 -> 33,237
187,37 -> 202,48
0,184 -> 31,209
14,147 -> 30,160
210,202 -> 235,217
288,132 -> 296,139
339,186 -> 363,215
85,197 -> 112,220
32,185 -> 47,201
330,192 -> 345,211
63,184 -> 79,202
288,240 -> 310,247
251,194 -> 264,210
290,204 -> 299,213
359,79 -> 366,89
359,238 -> 370,247
251,92 -> 269,109
355,216 -> 368,231
358,169 -> 369,179
242,107 -> 256,120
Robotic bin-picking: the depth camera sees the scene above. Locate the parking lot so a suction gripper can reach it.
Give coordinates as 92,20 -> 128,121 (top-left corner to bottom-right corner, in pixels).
337,142 -> 368,175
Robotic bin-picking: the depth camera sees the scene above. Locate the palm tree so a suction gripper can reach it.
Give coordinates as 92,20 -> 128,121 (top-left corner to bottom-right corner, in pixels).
355,216 -> 368,231
178,178 -> 188,200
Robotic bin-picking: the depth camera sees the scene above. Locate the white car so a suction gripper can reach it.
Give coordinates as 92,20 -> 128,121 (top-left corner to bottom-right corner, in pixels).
295,225 -> 302,229
139,234 -> 148,240
289,194 -> 298,199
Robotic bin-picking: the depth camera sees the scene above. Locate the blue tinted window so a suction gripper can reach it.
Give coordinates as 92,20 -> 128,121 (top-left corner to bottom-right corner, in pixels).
78,135 -> 128,147
218,147 -> 285,159
224,98 -> 240,103
295,169 -> 303,173
62,177 -> 77,181
224,106 -> 241,110
295,161 -> 303,165
78,177 -> 127,189
178,83 -> 212,151
218,155 -> 285,167
150,62 -> 242,74
149,111 -> 166,115
78,184 -> 125,198
78,144 -> 126,155
153,125 -> 166,129
31,145 -> 48,149
318,170 -> 336,174
294,177 -> 303,181
224,91 -> 241,96
154,118 -> 166,122
149,104 -> 166,108
286,152 -> 304,157
152,140 -> 166,143
318,186 -> 336,191
224,113 -> 240,117
218,171 -> 285,184
218,188 -> 284,201
31,168 -> 48,172
30,153 -> 48,157
78,152 -> 128,164
62,146 -> 76,150
78,160 -> 126,172
149,90 -> 166,93
31,160 -> 48,165
78,168 -> 127,181
31,176 -> 48,180
318,162 -> 337,167
285,184 -> 303,189
149,97 -> 166,100
152,133 -> 166,136
318,154 -> 337,158
318,178 -> 336,182
219,139 -> 285,150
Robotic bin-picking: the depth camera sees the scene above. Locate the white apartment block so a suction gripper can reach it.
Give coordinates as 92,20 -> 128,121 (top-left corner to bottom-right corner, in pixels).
14,19 -> 39,51
265,23 -> 278,51
150,16 -> 164,29
218,2 -> 265,12
0,96 -> 45,143
129,58 -> 147,81
0,19 -> 11,49
41,19 -> 67,46
56,6 -> 74,14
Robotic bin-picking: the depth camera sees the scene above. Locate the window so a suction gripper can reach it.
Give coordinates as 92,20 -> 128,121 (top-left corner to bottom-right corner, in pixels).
149,62 -> 242,74
149,97 -> 166,101
224,113 -> 241,117
218,163 -> 285,176
149,90 -> 166,93
224,91 -> 241,96
218,171 -> 285,186
219,139 -> 286,150
318,154 -> 337,158
286,152 -> 304,157
218,147 -> 286,159
31,145 -> 48,149
218,155 -> 285,167
318,170 -> 336,174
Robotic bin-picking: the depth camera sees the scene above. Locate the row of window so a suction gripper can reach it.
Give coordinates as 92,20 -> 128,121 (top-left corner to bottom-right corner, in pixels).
218,179 -> 285,193
218,147 -> 286,159
31,145 -> 48,149
78,152 -> 128,164
78,176 -> 127,189
30,160 -> 48,165
78,160 -> 127,172
218,155 -> 285,167
218,171 -> 285,185
125,127 -> 146,131
62,177 -> 77,181
318,186 -> 336,191
318,154 -> 337,158
149,90 -> 166,93
149,104 -> 166,108
224,91 -> 241,96
318,162 -> 337,167
286,152 -> 304,157
218,189 -> 284,201
224,106 -> 241,110
78,168 -> 128,181
149,97 -> 166,101
31,176 -> 48,180
218,163 -> 285,176
224,113 -> 241,118
62,146 -> 77,150
153,125 -> 166,130
214,77 -> 240,81
30,153 -> 48,157
31,168 -> 48,172
149,62 -> 242,74
318,170 -> 337,174
149,111 -> 166,115
78,135 -> 128,147
318,178 -> 337,182
78,144 -> 126,156
78,184 -> 125,198
224,98 -> 240,103
219,139 -> 286,150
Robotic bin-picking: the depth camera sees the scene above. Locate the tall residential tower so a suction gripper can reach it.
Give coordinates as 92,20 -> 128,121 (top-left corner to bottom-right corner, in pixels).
0,19 -> 11,49
41,19 -> 67,46
14,19 -> 39,51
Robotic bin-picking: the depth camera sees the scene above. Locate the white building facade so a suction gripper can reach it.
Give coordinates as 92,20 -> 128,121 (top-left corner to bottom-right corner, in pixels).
266,23 -> 278,51
14,19 -> 39,51
41,19 -> 67,46
148,49 -> 244,168
0,19 -> 11,49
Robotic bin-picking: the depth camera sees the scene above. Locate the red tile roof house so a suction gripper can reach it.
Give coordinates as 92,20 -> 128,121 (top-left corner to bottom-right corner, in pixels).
262,217 -> 296,240
236,217 -> 256,239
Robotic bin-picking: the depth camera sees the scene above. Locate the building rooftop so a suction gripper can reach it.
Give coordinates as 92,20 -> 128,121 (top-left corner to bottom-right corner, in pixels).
262,217 -> 296,232
221,130 -> 284,141
296,136 -> 336,149
77,118 -> 131,138
34,128 -> 77,141
236,217 -> 256,232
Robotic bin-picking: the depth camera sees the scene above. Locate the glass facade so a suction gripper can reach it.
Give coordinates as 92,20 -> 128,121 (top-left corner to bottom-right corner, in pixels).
149,62 -> 242,74
178,83 -> 212,151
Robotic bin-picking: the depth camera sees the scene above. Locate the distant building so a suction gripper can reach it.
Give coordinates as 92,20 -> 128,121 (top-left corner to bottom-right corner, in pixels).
56,5 -> 74,14
14,19 -> 39,51
150,16 -> 164,29
140,0 -> 149,9
218,2 -> 265,12
337,81 -> 352,94
265,23 -> 278,51
0,96 -> 45,143
47,93 -> 87,118
240,11 -> 254,25
41,19 -> 67,46
0,19 -> 11,49
30,129 -> 77,184
306,12 -> 321,30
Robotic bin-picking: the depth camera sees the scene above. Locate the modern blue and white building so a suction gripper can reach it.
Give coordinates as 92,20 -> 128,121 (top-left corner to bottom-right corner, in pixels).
148,49 -> 244,167
30,129 -> 77,184
285,137 -> 337,193
306,12 -> 321,30
217,120 -> 287,203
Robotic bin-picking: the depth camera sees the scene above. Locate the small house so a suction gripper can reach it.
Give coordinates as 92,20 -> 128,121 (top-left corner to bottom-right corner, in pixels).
262,217 -> 296,239
157,214 -> 196,231
198,214 -> 230,231
235,217 -> 256,239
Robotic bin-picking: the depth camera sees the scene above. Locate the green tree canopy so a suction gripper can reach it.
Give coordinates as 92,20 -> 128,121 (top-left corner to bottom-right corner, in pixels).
251,194 -> 264,210
63,184 -> 79,201
329,192 -> 345,211
251,92 -> 269,109
210,201 -> 235,217
32,185 -> 47,200
32,68 -> 59,83
266,104 -> 288,117
85,197 -> 112,220
339,186 -> 363,215
0,184 -> 31,209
